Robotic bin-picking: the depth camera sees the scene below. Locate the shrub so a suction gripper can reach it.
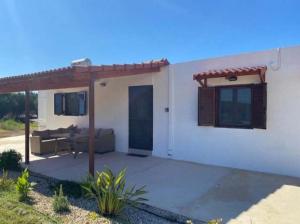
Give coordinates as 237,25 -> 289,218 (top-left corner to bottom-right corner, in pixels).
0,169 -> 14,191
52,184 -> 70,213
50,180 -> 82,198
0,149 -> 22,170
88,211 -> 100,221
0,119 -> 24,130
16,168 -> 35,201
82,167 -> 147,216
208,219 -> 222,224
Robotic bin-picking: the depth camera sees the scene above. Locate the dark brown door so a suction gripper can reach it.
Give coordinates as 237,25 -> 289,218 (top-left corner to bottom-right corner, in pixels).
129,85 -> 153,151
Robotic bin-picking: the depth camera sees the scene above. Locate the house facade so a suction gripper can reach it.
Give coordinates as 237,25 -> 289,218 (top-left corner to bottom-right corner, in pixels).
38,45 -> 300,178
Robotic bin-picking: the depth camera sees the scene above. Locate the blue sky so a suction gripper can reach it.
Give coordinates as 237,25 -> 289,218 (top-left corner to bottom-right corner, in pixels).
1,0 -> 300,76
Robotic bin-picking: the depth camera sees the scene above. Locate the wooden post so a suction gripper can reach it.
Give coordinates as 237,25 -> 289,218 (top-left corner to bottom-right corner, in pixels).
88,78 -> 95,176
25,90 -> 30,164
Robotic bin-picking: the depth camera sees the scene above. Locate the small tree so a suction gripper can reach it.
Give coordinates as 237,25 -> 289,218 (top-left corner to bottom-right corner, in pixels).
16,169 -> 35,201
52,184 -> 70,213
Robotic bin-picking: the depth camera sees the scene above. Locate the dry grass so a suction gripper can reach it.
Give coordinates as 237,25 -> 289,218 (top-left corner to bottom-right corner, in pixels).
0,119 -> 38,138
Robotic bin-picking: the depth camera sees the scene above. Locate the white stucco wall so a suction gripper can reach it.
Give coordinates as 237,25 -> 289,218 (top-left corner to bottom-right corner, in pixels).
38,67 -> 169,158
169,46 -> 300,177
38,45 -> 300,177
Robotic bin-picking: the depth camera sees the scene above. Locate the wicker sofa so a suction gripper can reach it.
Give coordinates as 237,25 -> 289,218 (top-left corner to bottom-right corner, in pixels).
73,128 -> 115,155
30,125 -> 77,155
30,126 -> 115,155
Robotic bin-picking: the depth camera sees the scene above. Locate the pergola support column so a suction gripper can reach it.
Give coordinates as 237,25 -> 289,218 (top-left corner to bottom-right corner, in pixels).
88,77 -> 95,176
25,90 -> 30,164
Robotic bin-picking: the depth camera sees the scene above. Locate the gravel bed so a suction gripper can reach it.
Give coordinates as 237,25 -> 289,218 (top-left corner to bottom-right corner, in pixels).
8,171 -> 181,224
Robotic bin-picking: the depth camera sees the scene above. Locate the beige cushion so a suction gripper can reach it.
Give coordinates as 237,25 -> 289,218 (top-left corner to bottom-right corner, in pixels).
48,129 -> 59,136
79,128 -> 89,136
98,129 -> 113,136
96,129 -> 103,137
32,130 -> 49,139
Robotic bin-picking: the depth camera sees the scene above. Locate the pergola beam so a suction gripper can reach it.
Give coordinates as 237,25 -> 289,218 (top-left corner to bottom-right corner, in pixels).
88,77 -> 95,176
0,67 -> 161,93
25,90 -> 30,164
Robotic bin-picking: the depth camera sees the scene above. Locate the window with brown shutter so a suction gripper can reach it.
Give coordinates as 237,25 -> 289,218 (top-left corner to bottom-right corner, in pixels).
54,93 -> 64,115
198,87 -> 215,126
198,84 -> 267,129
54,91 -> 87,116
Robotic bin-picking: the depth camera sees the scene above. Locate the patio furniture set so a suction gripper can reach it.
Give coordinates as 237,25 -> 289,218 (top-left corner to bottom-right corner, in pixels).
30,125 -> 115,157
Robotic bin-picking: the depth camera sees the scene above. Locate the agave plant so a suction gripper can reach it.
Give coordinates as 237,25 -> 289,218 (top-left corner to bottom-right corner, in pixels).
82,167 -> 147,216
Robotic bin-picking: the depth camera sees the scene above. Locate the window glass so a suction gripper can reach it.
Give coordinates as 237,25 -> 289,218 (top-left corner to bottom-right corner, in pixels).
54,93 -> 63,115
78,92 -> 86,115
218,87 -> 251,127
236,88 -> 251,125
219,88 -> 234,126
65,93 -> 79,116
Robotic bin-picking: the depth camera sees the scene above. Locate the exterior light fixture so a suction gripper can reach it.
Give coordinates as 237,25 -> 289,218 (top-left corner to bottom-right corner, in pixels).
100,81 -> 107,87
226,75 -> 237,81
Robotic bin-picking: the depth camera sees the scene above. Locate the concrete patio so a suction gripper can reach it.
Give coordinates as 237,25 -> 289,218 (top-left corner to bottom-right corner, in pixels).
1,135 -> 300,223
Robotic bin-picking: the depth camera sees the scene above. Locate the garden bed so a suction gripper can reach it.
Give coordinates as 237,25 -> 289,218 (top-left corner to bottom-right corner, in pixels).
3,171 -> 180,224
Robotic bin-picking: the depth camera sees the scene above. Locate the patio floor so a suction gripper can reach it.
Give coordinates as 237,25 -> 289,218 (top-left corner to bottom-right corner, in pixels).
1,135 -> 300,223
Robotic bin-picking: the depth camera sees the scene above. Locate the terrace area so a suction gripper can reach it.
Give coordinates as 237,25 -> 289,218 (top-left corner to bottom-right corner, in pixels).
1,135 -> 300,223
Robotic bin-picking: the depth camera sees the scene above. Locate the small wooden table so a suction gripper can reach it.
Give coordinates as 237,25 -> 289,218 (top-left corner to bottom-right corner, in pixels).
50,133 -> 72,155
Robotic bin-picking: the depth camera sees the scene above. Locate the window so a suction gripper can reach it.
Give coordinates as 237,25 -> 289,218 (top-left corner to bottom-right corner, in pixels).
218,87 -> 252,128
65,93 -> 79,115
54,91 -> 87,116
198,84 -> 267,129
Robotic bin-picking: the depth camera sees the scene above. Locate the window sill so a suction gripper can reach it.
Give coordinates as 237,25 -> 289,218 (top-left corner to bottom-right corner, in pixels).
215,125 -> 253,130
54,114 -> 87,117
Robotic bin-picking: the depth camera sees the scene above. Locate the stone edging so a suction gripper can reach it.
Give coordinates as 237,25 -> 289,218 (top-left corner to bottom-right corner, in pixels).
136,203 -> 206,224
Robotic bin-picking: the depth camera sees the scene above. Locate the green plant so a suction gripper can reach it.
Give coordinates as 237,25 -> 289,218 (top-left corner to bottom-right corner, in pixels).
50,180 -> 82,198
187,220 -> 222,224
82,167 -> 147,216
88,211 -> 99,221
0,149 -> 22,170
0,119 -> 24,130
52,184 -> 70,213
0,169 -> 14,191
208,219 -> 222,224
16,169 -> 35,202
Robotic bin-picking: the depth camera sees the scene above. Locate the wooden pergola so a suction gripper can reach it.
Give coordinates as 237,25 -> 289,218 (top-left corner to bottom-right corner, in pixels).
0,59 -> 169,175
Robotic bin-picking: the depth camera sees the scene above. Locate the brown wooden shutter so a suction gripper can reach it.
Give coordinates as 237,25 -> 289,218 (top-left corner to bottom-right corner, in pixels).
252,83 -> 267,129
54,93 -> 64,115
198,87 -> 215,126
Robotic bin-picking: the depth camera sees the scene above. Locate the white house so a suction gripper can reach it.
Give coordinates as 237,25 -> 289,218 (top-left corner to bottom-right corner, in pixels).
37,45 -> 300,178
